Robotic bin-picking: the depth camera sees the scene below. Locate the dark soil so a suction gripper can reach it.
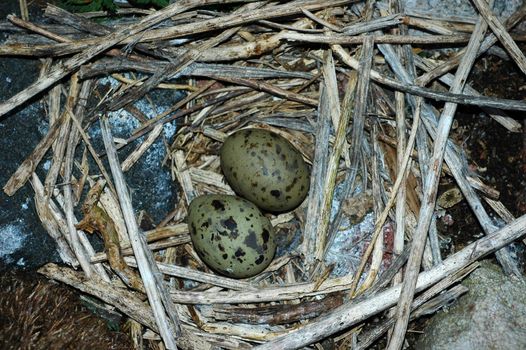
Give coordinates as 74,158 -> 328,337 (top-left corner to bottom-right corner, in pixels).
367,50 -> 526,350
436,53 -> 526,253
405,52 -> 526,349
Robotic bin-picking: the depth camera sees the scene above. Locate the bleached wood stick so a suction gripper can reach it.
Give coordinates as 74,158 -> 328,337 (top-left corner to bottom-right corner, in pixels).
62,79 -> 99,280
377,41 -> 521,275
124,257 -> 256,291
43,74 -> 78,198
253,214 -> 526,350
348,98 -> 421,297
387,9 -> 492,349
301,84 -> 332,268
0,0 -> 255,117
100,117 -> 180,349
31,174 -> 77,267
312,50 -> 343,264
471,0 -> 526,76
330,49 -> 526,111
282,32 -> 473,44
134,0 -> 354,42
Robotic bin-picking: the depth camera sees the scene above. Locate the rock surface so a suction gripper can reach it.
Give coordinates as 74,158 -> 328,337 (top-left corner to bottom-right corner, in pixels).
402,0 -> 521,18
0,1 -> 181,271
417,260 -> 526,350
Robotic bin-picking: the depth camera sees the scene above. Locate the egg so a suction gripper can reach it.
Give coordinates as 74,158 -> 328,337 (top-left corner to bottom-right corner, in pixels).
187,194 -> 276,278
220,129 -> 310,212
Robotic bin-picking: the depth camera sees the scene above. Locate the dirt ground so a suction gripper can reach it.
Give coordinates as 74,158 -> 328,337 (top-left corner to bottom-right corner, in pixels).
437,53 -> 526,255
402,50 -> 526,348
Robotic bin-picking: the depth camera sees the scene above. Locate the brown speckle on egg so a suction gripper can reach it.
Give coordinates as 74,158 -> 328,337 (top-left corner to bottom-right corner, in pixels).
211,200 -> 225,211
270,190 -> 281,198
188,194 -> 276,278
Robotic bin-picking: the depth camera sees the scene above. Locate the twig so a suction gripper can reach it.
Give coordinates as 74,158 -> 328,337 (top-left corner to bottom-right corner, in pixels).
355,272 -> 473,350
44,74 -> 79,198
471,0 -> 526,75
343,13 -> 404,34
416,4 -> 526,85
387,9 -> 491,349
379,37 -> 522,277
0,0 -> 251,117
301,80 -> 332,269
207,75 -> 318,107
18,0 -> 28,21
347,97 -> 421,297
207,293 -> 343,324
124,257 -> 256,291
300,8 -> 342,32
282,32 -> 473,44
393,49 -> 408,294
134,0 -> 356,42
31,175 -> 78,267
311,49 -> 345,264
91,235 -> 191,263
61,79 -> 100,279
318,37 -> 374,264
107,1 -> 263,112
252,214 -> 526,349
100,117 -> 180,349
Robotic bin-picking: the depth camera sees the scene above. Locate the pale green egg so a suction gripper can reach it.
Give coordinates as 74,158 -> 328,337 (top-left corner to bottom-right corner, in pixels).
188,194 -> 276,278
220,129 -> 310,212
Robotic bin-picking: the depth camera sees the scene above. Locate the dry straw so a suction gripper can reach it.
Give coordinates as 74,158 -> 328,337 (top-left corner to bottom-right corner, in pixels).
2,0 -> 526,349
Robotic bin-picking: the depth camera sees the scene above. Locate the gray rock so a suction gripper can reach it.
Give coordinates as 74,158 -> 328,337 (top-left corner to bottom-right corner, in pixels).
0,0 -> 182,270
417,260 -> 526,350
402,0 -> 521,18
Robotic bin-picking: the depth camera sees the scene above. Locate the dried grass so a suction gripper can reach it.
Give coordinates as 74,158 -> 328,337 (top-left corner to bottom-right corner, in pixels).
1,0 -> 526,349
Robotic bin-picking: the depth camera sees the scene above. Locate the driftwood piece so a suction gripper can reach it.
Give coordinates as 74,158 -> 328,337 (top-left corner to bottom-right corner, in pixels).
253,214 -> 526,349
387,11 -> 493,349
100,118 -> 180,349
207,293 -> 344,324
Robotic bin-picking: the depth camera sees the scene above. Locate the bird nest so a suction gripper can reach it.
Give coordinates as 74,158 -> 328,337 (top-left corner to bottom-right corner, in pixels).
2,0 -> 526,349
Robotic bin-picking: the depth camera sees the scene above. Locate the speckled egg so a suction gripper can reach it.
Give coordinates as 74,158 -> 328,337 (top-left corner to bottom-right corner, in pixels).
220,129 -> 310,212
187,194 -> 276,279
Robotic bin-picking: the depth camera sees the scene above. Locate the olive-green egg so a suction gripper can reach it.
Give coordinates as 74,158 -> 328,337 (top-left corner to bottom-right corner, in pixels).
187,194 -> 276,279
220,129 -> 310,212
